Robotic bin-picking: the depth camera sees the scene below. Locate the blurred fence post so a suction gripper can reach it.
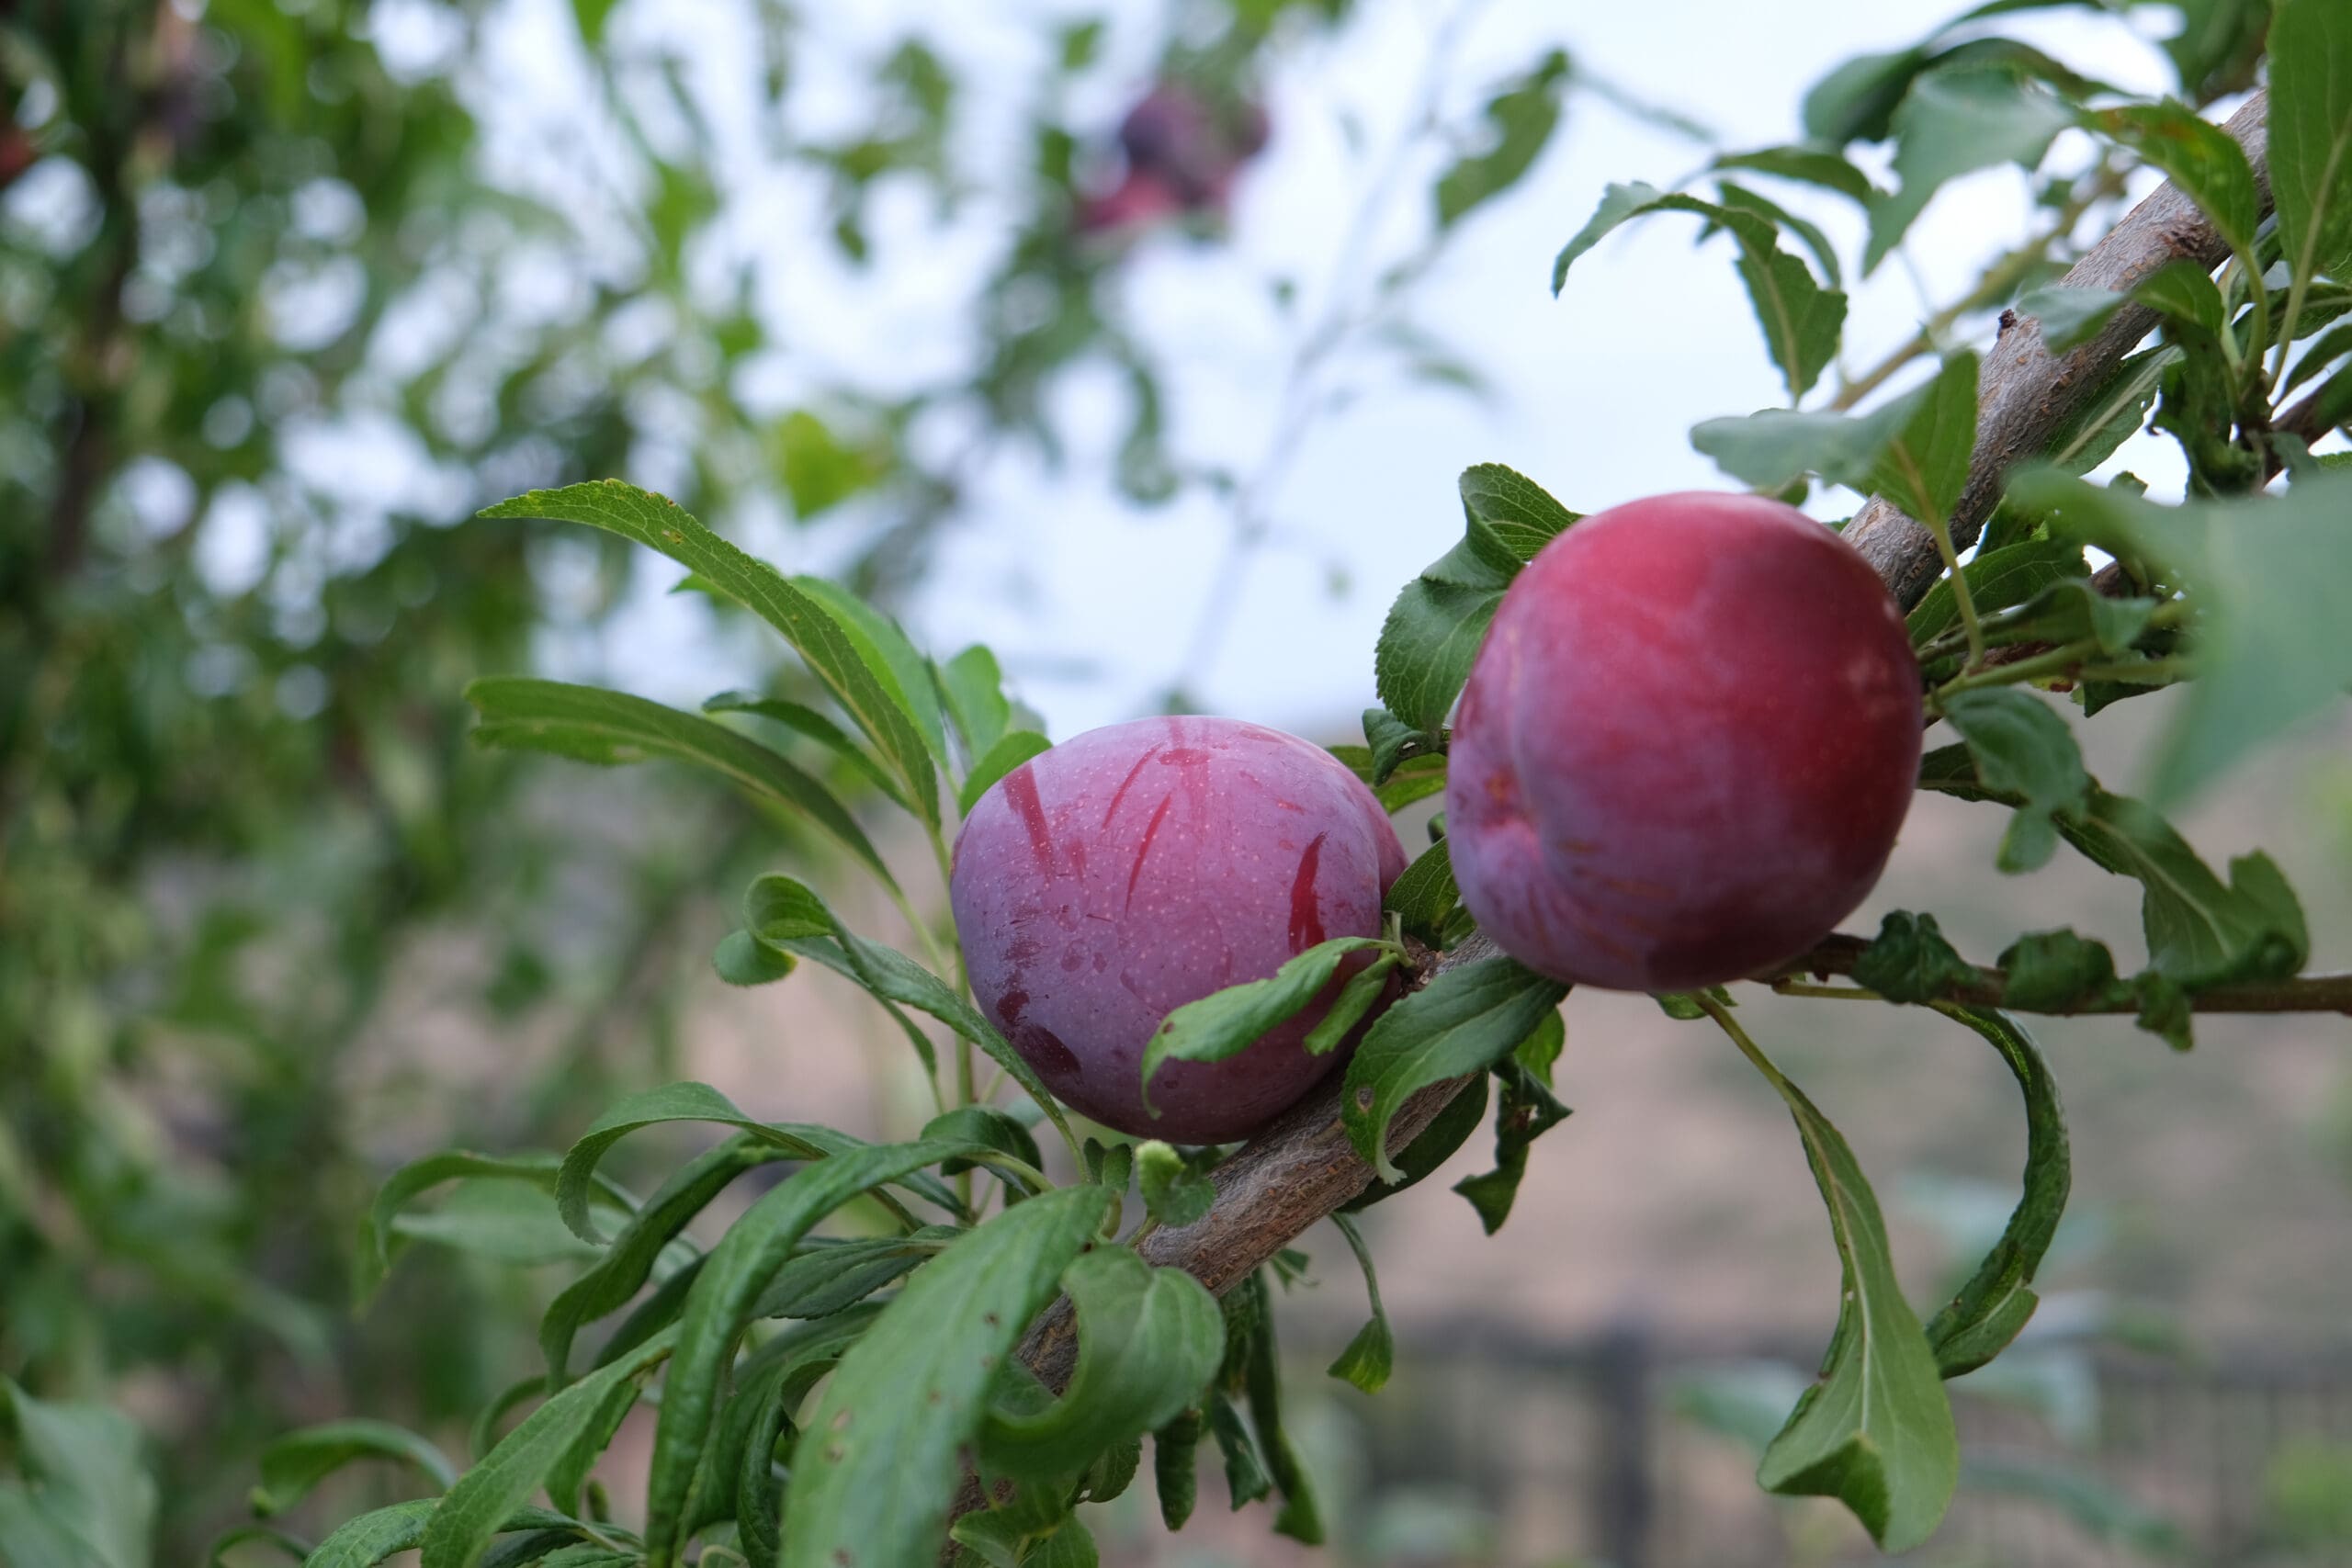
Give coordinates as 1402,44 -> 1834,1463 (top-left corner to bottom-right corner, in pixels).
1592,1321 -> 1656,1568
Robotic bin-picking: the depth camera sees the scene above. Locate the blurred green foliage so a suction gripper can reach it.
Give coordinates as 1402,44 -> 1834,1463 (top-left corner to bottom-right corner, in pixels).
0,0 -> 1379,1550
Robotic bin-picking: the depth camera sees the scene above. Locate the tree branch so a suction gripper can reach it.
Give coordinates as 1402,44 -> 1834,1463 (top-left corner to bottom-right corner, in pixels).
1846,91 -> 2272,608
1760,932 -> 2352,1015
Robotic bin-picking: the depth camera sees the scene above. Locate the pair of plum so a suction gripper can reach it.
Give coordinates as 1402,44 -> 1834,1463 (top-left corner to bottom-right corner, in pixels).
949,491 -> 1924,1144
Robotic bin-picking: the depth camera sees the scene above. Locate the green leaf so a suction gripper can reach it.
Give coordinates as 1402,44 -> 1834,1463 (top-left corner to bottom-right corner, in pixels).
1324,1213 -> 1395,1394
1515,1009 -> 1566,1083
1152,1410 -> 1204,1529
2269,0 -> 2352,292
249,1420 -> 456,1517
979,1247 -> 1224,1481
1852,912 -> 1980,1004
1715,179 -> 1846,289
419,1332 -> 677,1568
2061,791 -> 2309,987
1922,1006 -> 2071,1377
750,1233 -> 952,1321
1434,50 -> 1571,229
701,691 -> 909,809
1373,465 -> 1578,735
1140,938 -> 1396,1115
553,1081 -> 833,1244
306,1504 -> 592,1568
1235,1274 -> 1321,1543
465,679 -> 896,890
1997,929 -> 2123,1011
1978,577 -> 2157,658
1555,182 -> 1848,400
645,1137 -> 997,1565
774,409 -> 889,521
1737,1048 -> 1959,1551
1302,953 -> 1402,1058
2014,284 -> 2127,354
2133,256 -> 2227,339
1341,956 -> 1568,1182
1866,66 -> 2074,272
1451,1058 -> 1572,1235
1869,351 -> 1980,525
357,1152 -> 602,1298
1362,707 -> 1442,785
1713,144 -> 1879,203
714,929 -> 797,986
1939,690 -> 2092,873
790,573 -> 950,780
752,875 -> 1075,1154
1342,1071 -> 1490,1214
957,730 -> 1050,818
1203,1394 -> 1270,1510
1383,839 -> 1460,946
1690,361 -> 1931,495
0,1381 -> 155,1568
1136,1140 -> 1216,1229
921,1107 -> 1043,1185
479,484 -> 938,825
388,1181 -> 602,1269
1906,539 -> 2086,649
2092,102 -> 2261,265
542,1137 -> 775,1386
2013,468 -> 2352,807
781,1184 -> 1115,1568
936,645 -> 1014,760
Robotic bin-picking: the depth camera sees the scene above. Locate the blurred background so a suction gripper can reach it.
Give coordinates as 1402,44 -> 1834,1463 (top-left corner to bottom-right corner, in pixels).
5,0 -> 2349,1563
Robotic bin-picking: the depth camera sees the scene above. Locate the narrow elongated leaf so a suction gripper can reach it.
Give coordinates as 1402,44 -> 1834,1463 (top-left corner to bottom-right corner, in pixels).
358,1153 -> 608,1297
749,1231 -> 954,1320
552,1082 -> 832,1244
1690,374 -> 1930,495
750,874 -> 1076,1153
250,1420 -> 457,1517
1733,1042 -> 1959,1551
1236,1274 -> 1321,1543
1853,912 -> 1980,1004
1141,938 -> 1394,1113
1924,1007 -> 2070,1376
1382,840 -> 1458,947
643,1138 -> 992,1564
2269,0 -> 2352,292
466,679 -> 894,887
782,1185 -> 1116,1568
1325,1213 -> 1395,1393
2133,257 -> 2226,338
1302,955 -> 1402,1056
1867,351 -> 1979,525
419,1331 -> 677,1568
1204,1393 -> 1271,1509
701,691 -> 907,809
978,1248 -> 1224,1481
1939,690 -> 2092,873
542,1137 -> 775,1385
306,1502 -> 603,1568
479,484 -> 937,822
791,574 -> 949,779
1341,957 -> 1568,1181
1152,1410 -> 1203,1529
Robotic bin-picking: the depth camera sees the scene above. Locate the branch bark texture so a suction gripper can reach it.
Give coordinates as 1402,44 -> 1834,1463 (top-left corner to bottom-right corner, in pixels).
1847,91 -> 2272,608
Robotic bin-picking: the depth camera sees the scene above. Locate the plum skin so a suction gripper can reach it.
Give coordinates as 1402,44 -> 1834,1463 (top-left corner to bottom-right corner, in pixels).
1445,490 -> 1923,992
950,716 -> 1407,1143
